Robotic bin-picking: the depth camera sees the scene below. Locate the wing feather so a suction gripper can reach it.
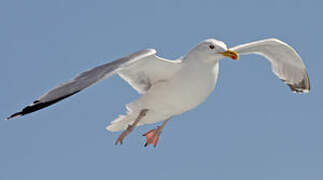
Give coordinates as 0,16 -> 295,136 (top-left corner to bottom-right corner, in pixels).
230,38 -> 310,93
117,56 -> 182,94
6,49 -> 164,120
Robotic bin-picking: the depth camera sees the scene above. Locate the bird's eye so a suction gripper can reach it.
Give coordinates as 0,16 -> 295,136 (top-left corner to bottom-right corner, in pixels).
209,45 -> 215,49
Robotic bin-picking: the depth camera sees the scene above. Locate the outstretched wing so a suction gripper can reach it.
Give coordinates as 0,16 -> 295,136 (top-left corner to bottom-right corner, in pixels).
6,49 -> 182,120
230,38 -> 310,93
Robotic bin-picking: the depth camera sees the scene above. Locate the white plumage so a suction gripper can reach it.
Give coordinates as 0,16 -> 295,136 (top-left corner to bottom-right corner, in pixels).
230,39 -> 310,92
6,38 -> 310,144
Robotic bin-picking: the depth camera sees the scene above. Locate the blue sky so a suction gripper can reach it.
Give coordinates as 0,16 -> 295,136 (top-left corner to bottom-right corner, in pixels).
1,0 -> 322,179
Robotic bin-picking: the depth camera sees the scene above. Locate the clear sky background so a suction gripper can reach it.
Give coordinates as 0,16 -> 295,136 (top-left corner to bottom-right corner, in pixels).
1,0 -> 322,179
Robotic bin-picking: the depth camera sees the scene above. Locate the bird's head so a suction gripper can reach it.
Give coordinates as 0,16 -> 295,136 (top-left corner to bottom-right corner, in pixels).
189,39 -> 239,63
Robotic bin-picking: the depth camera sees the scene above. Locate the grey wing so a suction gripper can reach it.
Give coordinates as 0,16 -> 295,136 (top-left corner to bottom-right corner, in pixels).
230,38 -> 310,93
6,49 -> 157,120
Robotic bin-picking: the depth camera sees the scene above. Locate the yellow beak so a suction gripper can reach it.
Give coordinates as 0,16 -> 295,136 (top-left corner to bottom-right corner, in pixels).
219,50 -> 239,60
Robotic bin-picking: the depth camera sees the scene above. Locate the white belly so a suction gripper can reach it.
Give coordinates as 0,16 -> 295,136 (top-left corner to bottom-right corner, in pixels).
134,62 -> 219,116
107,61 -> 219,131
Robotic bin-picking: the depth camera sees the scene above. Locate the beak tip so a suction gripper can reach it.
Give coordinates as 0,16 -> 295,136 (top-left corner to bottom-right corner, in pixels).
222,50 -> 239,60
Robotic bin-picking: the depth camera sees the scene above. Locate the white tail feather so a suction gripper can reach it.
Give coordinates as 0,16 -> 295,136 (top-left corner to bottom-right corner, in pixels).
106,105 -> 140,132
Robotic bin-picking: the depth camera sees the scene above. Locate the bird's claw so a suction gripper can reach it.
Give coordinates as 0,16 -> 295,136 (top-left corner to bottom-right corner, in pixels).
143,127 -> 162,147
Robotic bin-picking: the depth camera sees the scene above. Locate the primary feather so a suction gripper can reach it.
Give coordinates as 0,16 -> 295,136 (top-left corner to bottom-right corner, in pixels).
230,38 -> 310,93
6,49 -> 182,120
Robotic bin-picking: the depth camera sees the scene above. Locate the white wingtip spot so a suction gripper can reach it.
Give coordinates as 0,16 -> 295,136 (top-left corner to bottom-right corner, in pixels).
302,89 -> 310,93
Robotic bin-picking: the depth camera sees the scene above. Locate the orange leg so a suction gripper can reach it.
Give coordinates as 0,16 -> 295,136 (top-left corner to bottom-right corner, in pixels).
115,109 -> 148,145
143,118 -> 169,147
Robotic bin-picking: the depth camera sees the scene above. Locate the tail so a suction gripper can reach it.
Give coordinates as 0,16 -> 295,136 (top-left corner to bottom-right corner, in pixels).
106,105 -> 140,132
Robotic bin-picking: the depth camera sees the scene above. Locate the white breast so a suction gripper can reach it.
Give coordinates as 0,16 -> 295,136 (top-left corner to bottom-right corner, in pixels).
170,62 -> 219,114
136,61 -> 219,116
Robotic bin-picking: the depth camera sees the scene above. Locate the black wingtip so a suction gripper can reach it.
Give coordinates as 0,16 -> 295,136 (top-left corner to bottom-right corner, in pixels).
281,75 -> 310,94
6,90 -> 81,120
5,112 -> 23,120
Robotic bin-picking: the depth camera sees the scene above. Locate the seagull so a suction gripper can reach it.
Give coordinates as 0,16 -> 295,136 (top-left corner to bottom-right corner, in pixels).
6,38 -> 310,147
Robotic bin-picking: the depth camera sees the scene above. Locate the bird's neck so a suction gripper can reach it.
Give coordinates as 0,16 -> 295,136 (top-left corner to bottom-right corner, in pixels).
181,53 -> 220,79
183,51 -> 220,66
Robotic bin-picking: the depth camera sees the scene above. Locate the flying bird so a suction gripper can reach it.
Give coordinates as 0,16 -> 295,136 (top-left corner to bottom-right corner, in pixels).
6,38 -> 310,147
